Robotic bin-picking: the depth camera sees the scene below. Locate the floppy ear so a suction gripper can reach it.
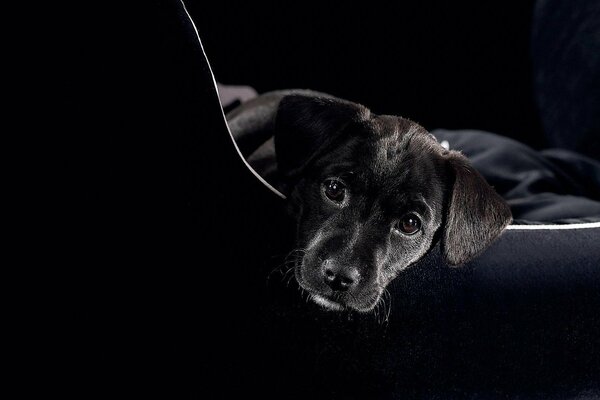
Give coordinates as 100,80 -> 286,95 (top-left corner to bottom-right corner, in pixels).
442,151 -> 512,266
274,94 -> 370,180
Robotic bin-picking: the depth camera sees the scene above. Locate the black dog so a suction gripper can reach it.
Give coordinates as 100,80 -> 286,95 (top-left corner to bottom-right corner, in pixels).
228,91 -> 512,312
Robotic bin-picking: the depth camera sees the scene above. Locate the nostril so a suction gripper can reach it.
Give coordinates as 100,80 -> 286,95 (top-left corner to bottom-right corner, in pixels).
324,267 -> 336,282
323,271 -> 358,292
339,276 -> 354,287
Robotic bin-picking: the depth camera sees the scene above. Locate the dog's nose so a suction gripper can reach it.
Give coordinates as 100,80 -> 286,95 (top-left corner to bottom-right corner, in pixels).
323,263 -> 359,292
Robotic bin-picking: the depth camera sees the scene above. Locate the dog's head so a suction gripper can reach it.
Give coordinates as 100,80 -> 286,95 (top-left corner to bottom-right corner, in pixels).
274,94 -> 512,312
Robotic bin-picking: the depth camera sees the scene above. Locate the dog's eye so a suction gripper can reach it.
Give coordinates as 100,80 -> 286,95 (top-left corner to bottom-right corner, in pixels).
323,179 -> 346,203
394,213 -> 421,235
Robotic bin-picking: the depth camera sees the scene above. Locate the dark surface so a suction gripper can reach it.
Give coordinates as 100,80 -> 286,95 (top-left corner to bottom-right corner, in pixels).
188,0 -> 544,150
190,0 -> 600,159
59,0 -> 291,397
57,1 -> 600,399
532,0 -> 600,159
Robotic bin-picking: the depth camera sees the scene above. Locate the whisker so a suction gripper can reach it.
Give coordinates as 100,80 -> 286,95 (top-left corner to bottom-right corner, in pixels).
383,288 -> 392,323
266,248 -> 306,285
284,270 -> 297,287
374,299 -> 381,323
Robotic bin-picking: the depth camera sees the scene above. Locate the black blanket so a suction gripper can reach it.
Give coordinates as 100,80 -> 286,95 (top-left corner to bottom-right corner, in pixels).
432,129 -> 600,222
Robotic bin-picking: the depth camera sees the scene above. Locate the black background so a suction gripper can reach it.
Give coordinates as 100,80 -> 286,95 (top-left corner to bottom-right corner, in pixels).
188,0 -> 544,149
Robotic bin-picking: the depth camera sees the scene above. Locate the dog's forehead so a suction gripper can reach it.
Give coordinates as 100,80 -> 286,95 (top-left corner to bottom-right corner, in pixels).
361,116 -> 441,176
339,115 -> 444,209
369,116 -> 421,165
313,114 -> 445,194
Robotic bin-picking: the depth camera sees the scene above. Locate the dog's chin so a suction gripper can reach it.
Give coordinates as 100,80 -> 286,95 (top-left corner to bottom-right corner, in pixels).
311,294 -> 345,311
310,293 -> 380,313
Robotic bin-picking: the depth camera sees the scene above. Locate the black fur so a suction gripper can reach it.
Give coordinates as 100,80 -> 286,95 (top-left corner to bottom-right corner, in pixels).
229,91 -> 512,312
442,153 -> 512,265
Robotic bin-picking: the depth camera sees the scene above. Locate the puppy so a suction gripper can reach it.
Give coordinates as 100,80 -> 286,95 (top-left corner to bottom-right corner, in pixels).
228,91 -> 512,312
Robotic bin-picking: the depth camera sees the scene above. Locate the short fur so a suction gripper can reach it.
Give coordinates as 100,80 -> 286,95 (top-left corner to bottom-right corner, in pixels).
230,91 -> 512,312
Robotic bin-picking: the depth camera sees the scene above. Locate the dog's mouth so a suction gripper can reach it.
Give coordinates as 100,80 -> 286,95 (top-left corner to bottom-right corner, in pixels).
295,264 -> 381,313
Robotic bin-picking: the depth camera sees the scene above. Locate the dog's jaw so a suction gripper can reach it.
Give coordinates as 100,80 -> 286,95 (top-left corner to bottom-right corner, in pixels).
311,294 -> 344,311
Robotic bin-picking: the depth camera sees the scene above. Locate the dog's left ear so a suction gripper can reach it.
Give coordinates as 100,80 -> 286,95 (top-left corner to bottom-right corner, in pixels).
442,151 -> 512,266
274,94 -> 370,181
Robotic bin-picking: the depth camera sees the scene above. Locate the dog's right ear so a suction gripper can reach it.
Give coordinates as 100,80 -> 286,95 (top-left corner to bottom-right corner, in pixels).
274,95 -> 370,181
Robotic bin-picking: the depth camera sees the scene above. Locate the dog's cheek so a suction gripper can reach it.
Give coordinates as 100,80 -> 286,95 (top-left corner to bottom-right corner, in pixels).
289,180 -> 322,219
289,187 -> 317,243
295,193 -> 333,243
385,239 -> 425,276
390,232 -> 438,276
297,211 -> 323,249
